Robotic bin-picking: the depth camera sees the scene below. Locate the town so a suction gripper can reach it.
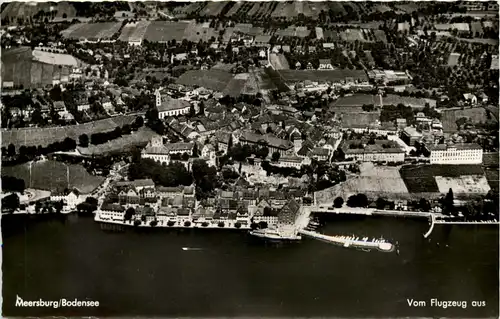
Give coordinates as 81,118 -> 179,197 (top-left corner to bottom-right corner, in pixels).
1,1 -> 499,242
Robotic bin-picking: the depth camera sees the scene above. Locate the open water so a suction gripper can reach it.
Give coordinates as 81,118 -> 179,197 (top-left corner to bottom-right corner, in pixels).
2,213 -> 498,317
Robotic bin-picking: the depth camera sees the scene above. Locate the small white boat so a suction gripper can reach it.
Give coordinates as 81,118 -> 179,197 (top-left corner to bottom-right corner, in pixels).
182,247 -> 203,251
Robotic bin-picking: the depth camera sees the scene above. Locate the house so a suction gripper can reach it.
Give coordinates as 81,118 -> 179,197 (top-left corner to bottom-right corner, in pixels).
165,142 -> 195,156
216,131 -> 232,154
463,93 -> 478,105
156,186 -> 184,198
275,155 -> 311,169
53,101 -> 66,112
50,189 -> 82,211
318,59 -> 333,70
309,147 -> 331,161
323,43 -> 334,49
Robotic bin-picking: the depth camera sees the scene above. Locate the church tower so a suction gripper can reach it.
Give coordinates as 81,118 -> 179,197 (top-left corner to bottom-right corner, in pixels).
155,89 -> 162,108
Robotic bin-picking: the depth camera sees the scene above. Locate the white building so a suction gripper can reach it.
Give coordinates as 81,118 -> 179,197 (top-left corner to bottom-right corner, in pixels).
50,190 -> 84,211
155,90 -> 191,119
141,136 -> 171,164
427,143 -> 483,164
275,155 -> 311,169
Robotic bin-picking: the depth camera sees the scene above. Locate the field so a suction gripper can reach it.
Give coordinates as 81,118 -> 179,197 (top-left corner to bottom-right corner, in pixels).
118,21 -> 151,42
339,112 -> 380,128
182,23 -> 217,42
269,53 -> 290,70
330,94 -> 379,107
176,70 -> 234,91
485,169 -> 499,193
315,165 -> 409,204
61,22 -> 122,40
435,175 -> 490,194
1,115 -> 136,148
400,164 -> 485,194
77,128 -> 157,156
277,70 -> 368,83
1,160 -> 104,194
1,2 -> 76,20
143,21 -> 189,42
441,107 -> 490,132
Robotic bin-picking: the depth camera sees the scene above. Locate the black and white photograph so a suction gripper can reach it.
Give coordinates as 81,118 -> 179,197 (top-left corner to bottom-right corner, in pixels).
1,0 -> 499,317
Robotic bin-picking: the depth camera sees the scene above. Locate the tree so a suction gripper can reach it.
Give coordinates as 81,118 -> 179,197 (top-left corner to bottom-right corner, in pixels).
79,134 -> 89,147
7,143 -> 15,156
347,194 -> 369,208
333,197 -> 344,208
443,188 -> 455,215
419,198 -> 431,212
272,151 -> 280,162
376,197 -> 387,209
2,193 -> 20,212
124,207 -> 135,221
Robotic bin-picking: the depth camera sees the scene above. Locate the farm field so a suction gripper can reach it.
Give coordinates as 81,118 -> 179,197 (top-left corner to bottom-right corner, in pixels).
315,171 -> 409,205
400,164 -> 485,194
176,69 -> 234,91
1,115 -> 136,148
441,107 -> 490,132
1,160 -> 104,194
277,69 -> 368,83
143,21 -> 189,42
485,169 -> 499,193
118,21 -> 151,42
77,128 -> 157,156
339,112 -> 380,128
182,23 -> 217,42
330,94 -> 380,108
435,175 -> 490,194
61,22 -> 122,40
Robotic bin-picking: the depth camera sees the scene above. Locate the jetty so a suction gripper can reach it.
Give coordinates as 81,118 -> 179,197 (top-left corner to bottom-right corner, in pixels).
298,229 -> 394,252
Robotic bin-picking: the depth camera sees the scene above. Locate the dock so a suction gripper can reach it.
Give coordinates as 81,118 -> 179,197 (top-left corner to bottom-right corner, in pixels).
298,229 -> 394,252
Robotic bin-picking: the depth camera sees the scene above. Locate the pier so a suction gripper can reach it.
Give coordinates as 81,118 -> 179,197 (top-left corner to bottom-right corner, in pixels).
298,229 -> 394,252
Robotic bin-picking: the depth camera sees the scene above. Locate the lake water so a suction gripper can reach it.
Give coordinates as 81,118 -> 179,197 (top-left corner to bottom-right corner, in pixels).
2,213 -> 498,317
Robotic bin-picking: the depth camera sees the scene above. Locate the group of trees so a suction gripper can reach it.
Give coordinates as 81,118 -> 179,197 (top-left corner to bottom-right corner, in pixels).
2,137 -> 77,164
347,193 -> 369,208
128,158 -> 193,188
192,159 -> 220,201
1,176 -> 26,193
228,143 -> 270,162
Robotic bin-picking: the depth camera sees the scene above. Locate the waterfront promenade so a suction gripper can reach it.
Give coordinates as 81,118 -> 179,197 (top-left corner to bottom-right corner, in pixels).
94,213 -> 251,230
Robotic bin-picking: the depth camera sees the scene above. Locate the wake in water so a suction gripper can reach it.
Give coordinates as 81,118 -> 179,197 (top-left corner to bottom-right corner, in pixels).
182,247 -> 203,251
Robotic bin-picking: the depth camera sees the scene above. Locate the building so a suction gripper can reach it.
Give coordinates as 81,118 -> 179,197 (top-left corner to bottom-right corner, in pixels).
155,90 -> 191,119
426,143 -> 483,164
142,136 -> 170,164
237,131 -> 294,156
401,126 -> 423,146
275,155 -> 311,169
166,142 -> 195,156
50,190 -> 83,211
277,199 -> 300,226
318,59 -> 333,70
342,140 -> 405,163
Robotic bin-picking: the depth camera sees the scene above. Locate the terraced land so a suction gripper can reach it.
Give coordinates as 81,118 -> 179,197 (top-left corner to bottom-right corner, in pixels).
278,69 -> 368,83
143,21 -> 189,42
400,164 -> 485,194
77,128 -> 157,156
1,115 -> 136,148
61,22 -> 122,40
441,107 -> 491,132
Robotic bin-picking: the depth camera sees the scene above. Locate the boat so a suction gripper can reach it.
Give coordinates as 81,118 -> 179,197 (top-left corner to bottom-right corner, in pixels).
182,247 -> 203,251
249,228 -> 301,241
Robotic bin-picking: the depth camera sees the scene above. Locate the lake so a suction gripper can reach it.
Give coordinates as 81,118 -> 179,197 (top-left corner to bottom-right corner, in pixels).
2,213 -> 498,317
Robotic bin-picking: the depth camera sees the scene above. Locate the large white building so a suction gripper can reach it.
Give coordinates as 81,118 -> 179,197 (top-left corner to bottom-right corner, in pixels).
427,143 -> 483,164
155,90 -> 191,119
141,136 -> 170,164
